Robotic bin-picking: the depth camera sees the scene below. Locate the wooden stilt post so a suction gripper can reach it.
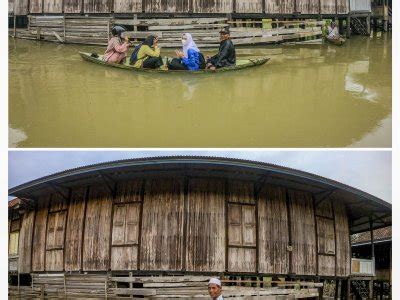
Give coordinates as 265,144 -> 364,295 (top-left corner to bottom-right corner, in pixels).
346,14 -> 351,38
107,20 -> 110,41
63,14 -> 66,43
347,279 -> 351,299
366,15 -> 371,35
13,14 -> 17,38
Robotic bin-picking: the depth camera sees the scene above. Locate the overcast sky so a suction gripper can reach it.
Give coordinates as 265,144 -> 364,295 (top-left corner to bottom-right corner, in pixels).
8,151 -> 391,203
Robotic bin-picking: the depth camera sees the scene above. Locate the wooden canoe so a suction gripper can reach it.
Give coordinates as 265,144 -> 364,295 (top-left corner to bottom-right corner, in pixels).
326,36 -> 346,46
79,52 -> 269,74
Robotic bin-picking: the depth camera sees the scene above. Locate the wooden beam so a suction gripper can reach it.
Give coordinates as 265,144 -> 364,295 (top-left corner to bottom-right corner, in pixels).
136,179 -> 145,270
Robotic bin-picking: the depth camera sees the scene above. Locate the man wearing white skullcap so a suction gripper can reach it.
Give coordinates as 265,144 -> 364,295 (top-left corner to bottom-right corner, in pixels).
208,278 -> 223,299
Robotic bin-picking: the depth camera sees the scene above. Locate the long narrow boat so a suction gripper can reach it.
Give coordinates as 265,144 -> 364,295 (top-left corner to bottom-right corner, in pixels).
326,36 -> 346,46
79,52 -> 269,74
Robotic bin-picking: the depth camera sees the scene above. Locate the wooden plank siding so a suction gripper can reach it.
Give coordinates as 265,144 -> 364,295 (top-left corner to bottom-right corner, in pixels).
18,210 -> 35,273
258,185 -> 289,275
193,0 -> 233,13
64,187 -> 87,271
14,0 -> 29,14
43,0 -> 63,13
265,0 -> 295,14
84,0 -> 112,13
114,0 -> 142,13
186,178 -> 226,272
337,0 -> 349,14
333,200 -> 351,276
83,185 -> 113,271
288,190 -> 317,276
236,0 -> 263,13
45,210 -> 67,270
29,0 -> 42,13
320,0 -> 336,14
296,0 -> 320,14
64,0 -> 82,13
146,0 -> 190,13
9,0 -> 14,14
140,178 -> 185,271
32,196 -> 50,272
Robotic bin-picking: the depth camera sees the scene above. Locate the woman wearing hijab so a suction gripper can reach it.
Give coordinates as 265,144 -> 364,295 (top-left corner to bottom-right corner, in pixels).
103,26 -> 132,64
132,35 -> 163,69
168,33 -> 202,71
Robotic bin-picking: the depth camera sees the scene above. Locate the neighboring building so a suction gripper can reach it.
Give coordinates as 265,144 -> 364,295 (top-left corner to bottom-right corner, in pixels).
8,157 -> 391,297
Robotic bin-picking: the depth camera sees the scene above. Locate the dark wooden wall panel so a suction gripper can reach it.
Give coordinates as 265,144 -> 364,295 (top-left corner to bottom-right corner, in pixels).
186,178 -> 225,272
334,201 -> 351,276
297,0 -> 319,13
320,0 -> 336,14
14,0 -> 29,14
111,246 -> 138,270
65,187 -> 86,271
29,0 -> 42,13
32,196 -> 50,272
193,0 -> 233,13
236,0 -> 263,13
258,185 -> 289,275
84,0 -> 112,13
315,198 -> 333,218
45,211 -> 67,271
83,185 -> 113,271
140,178 -> 184,271
318,255 -> 335,276
289,190 -> 316,275
146,0 -> 190,12
114,0 -> 142,12
18,210 -> 35,273
43,0 -> 63,13
9,0 -> 14,14
228,180 -> 254,204
64,0 -> 82,13
115,179 -> 142,203
316,217 -> 335,255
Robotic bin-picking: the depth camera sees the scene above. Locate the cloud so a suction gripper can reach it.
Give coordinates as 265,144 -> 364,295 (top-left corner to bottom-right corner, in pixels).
8,150 -> 391,203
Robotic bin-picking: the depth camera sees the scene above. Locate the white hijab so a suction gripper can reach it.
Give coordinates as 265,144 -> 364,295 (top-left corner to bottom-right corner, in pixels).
182,33 -> 200,57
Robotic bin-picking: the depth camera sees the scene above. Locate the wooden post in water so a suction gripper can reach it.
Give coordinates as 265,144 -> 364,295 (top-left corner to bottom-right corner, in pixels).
13,14 -> 17,38
346,14 -> 351,38
63,15 -> 66,43
107,20 -> 110,41
366,15 -> 371,35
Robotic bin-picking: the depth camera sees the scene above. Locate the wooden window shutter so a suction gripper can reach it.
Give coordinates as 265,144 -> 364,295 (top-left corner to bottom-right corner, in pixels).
112,205 -> 127,245
46,213 -> 56,249
54,211 -> 66,248
242,206 -> 256,246
9,231 -> 19,255
228,204 -> 242,246
124,203 -> 140,244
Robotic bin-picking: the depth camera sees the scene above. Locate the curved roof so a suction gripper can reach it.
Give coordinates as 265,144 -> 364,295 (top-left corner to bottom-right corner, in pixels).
9,156 -> 391,234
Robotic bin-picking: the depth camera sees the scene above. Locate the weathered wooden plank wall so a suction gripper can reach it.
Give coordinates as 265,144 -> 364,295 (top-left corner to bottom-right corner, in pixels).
297,0 -> 320,14
316,214 -> 335,276
236,0 -> 263,13
43,0 -> 63,13
320,0 -> 336,14
18,210 -> 35,273
29,0 -> 42,13
32,196 -> 50,272
111,180 -> 142,270
258,185 -> 289,274
265,0 -> 295,14
140,178 -> 184,271
14,0 -> 29,15
289,190 -> 316,275
64,187 -> 87,271
64,0 -> 82,13
114,0 -> 142,13
9,0 -> 14,14
84,0 -> 112,13
337,0 -> 349,14
186,178 -> 226,272
83,185 -> 113,271
334,201 -> 351,276
349,0 -> 371,12
146,0 -> 190,12
193,0 -> 233,13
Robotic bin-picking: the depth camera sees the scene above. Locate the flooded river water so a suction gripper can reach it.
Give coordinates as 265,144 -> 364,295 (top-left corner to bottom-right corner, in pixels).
9,33 -> 391,147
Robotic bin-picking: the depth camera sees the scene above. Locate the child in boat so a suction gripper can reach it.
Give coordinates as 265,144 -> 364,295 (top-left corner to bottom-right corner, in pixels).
132,35 -> 163,69
103,26 -> 132,64
167,33 -> 202,71
328,22 -> 340,39
206,28 -> 236,70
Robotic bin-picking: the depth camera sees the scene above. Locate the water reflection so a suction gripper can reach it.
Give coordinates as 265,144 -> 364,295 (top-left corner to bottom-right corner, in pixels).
9,33 -> 391,147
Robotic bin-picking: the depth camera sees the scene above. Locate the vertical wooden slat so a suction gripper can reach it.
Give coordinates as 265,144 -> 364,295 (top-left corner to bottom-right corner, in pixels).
137,179 -> 145,270
285,188 -> 292,274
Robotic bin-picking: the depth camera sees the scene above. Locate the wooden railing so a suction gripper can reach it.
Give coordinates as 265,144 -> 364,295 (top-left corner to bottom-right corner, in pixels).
351,258 -> 375,276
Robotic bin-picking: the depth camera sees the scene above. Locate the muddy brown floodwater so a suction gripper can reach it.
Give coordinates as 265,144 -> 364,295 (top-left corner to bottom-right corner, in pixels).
9,32 -> 391,148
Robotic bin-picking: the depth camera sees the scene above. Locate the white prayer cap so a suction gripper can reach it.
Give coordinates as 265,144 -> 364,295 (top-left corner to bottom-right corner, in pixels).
208,278 -> 221,287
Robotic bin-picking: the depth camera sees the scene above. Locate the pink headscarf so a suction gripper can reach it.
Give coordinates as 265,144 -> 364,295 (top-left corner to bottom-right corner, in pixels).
182,33 -> 200,58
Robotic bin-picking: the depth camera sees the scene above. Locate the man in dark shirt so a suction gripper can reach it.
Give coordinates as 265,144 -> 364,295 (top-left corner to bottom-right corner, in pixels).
206,28 -> 236,70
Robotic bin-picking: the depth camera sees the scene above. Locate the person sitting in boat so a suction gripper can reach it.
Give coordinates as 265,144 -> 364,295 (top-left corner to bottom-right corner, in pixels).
206,28 -> 236,70
328,21 -> 340,39
167,33 -> 203,71
103,25 -> 132,64
132,35 -> 163,69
